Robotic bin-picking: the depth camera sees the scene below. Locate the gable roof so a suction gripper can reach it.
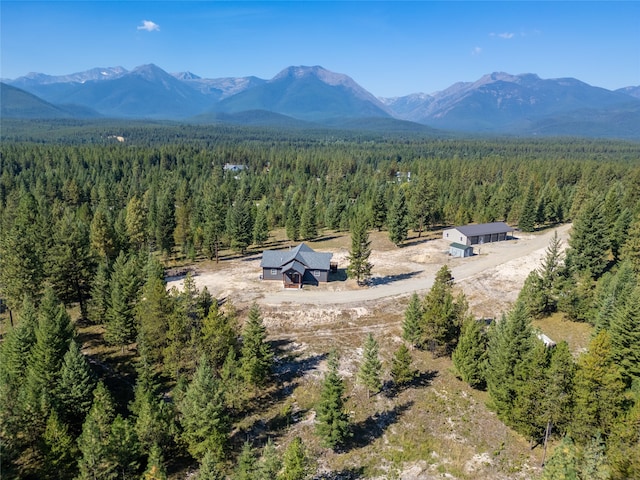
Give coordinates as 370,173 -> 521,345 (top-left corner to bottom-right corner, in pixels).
453,222 -> 513,237
261,243 -> 333,270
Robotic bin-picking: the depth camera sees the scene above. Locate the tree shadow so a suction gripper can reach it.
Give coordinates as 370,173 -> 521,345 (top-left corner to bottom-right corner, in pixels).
346,401 -> 414,451
313,467 -> 365,479
311,234 -> 342,243
329,268 -> 348,282
401,235 -> 436,248
369,270 -> 422,287
382,369 -> 438,397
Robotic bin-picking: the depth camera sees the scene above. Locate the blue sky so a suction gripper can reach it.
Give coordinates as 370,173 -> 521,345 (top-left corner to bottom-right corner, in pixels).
2,1 -> 639,97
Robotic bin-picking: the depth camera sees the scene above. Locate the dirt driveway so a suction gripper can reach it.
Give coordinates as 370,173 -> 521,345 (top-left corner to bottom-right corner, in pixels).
167,224 -> 572,319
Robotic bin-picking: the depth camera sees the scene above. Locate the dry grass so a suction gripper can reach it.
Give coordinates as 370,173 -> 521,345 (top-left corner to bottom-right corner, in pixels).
532,312 -> 593,356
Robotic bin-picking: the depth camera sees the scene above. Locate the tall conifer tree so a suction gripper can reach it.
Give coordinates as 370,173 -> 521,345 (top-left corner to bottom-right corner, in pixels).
316,351 -> 351,449
387,188 -> 408,246
357,333 -> 382,397
347,219 -> 373,286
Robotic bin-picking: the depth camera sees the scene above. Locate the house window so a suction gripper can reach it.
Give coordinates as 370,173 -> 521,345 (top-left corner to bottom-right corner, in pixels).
446,233 -> 449,237
313,270 -> 320,277
271,269 -> 277,275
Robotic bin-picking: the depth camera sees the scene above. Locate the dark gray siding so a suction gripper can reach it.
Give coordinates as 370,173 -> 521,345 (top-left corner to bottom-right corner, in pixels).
262,268 -> 282,280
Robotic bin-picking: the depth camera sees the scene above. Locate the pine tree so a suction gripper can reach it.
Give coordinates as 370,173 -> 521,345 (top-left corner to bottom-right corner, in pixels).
299,196 -> 318,241
485,301 -> 536,425
142,443 -> 168,480
524,230 -> 564,317
109,414 -> 140,480
89,207 -> 116,263
542,341 -> 575,438
137,273 -> 172,367
408,171 -> 438,237
370,184 -> 387,232
40,410 -> 78,480
347,219 -> 373,286
24,288 -> 74,416
571,330 -> 626,443
253,204 -> 270,246
421,265 -> 465,355
178,356 -> 229,461
0,193 -> 45,311
565,196 -> 609,279
197,449 -> 225,480
125,195 -> 147,250
48,208 -> 95,318
257,438 -> 281,480
518,182 -> 537,232
285,206 -> 301,243
89,261 -> 111,325
105,251 -> 141,351
227,199 -> 254,255
240,303 -> 273,386
620,213 -> 640,274
234,441 -> 258,480
56,339 -> 96,432
0,295 -> 38,386
511,339 -> 550,442
357,333 -> 382,397
390,344 -> 415,388
173,181 -> 194,257
402,293 -> 422,347
280,437 -> 312,480
316,351 -> 351,449
452,317 -> 487,389
201,302 -> 239,369
155,189 -> 176,257
76,382 -> 117,480
609,286 -> 640,385
541,435 -> 578,480
106,275 -> 136,350
578,433 -> 610,480
387,188 -> 408,246
202,187 -> 227,263
131,369 -> 172,452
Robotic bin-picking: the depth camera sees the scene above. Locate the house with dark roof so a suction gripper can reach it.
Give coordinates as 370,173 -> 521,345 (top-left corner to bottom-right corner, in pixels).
260,243 -> 333,288
442,222 -> 514,246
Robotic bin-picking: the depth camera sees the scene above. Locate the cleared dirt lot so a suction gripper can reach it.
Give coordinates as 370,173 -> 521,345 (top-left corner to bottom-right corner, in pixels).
167,223 -> 572,320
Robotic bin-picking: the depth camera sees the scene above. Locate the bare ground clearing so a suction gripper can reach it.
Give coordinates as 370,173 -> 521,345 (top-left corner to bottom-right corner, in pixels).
167,223 -> 572,320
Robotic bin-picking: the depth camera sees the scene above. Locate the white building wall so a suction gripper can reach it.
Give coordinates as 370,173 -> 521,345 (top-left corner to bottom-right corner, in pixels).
442,228 -> 469,245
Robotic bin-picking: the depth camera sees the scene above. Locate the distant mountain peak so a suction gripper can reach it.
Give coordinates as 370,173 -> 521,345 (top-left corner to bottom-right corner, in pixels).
172,71 -> 201,80
272,65 -> 356,88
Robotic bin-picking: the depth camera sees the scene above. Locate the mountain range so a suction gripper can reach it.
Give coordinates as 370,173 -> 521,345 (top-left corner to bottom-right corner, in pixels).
2,64 -> 640,139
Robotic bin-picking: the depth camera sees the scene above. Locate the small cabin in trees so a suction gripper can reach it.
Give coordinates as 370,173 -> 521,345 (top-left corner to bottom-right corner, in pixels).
442,222 -> 514,246
449,242 -> 474,258
261,243 -> 333,288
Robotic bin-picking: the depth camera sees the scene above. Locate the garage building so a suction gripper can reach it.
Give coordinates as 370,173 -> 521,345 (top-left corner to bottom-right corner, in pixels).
443,222 -> 514,246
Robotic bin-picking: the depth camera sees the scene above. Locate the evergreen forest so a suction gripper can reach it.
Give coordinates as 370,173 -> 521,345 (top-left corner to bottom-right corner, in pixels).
1,120 -> 640,479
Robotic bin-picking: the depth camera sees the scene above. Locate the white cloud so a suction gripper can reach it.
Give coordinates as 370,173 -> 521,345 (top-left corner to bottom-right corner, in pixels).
472,46 -> 482,56
137,20 -> 160,32
490,32 -> 515,40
